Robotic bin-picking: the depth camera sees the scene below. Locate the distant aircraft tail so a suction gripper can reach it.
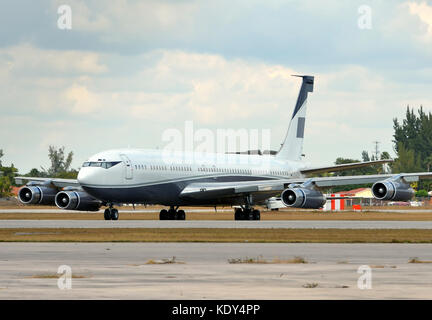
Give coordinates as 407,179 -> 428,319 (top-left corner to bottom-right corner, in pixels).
276,75 -> 314,161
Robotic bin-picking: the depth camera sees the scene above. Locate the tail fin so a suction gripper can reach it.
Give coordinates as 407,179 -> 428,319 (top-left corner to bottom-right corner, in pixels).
276,75 -> 314,161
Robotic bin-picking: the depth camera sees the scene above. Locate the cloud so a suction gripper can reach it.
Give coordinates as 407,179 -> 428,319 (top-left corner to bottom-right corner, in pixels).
50,0 -> 199,41
0,44 -> 107,75
407,1 -> 432,38
2,45 -> 432,170
63,85 -> 102,114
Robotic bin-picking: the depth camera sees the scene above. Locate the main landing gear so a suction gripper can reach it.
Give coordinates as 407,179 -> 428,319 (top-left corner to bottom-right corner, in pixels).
234,208 -> 261,220
159,206 -> 186,220
234,195 -> 261,220
104,204 -> 119,220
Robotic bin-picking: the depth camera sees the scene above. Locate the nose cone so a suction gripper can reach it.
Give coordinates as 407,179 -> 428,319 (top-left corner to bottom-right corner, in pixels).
77,168 -> 97,185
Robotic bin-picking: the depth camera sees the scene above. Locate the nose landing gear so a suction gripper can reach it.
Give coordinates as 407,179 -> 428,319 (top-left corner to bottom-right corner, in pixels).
104,204 -> 119,220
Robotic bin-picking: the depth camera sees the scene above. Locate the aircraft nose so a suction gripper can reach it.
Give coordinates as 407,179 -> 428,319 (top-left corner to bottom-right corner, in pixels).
77,168 -> 95,185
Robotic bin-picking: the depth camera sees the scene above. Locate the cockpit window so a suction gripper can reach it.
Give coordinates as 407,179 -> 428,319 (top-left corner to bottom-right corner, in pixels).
82,161 -> 121,169
102,161 -> 121,169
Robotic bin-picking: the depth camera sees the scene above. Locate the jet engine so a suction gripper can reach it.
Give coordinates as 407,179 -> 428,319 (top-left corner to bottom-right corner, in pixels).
372,176 -> 414,201
281,186 -> 326,209
55,191 -> 101,211
18,185 -> 57,205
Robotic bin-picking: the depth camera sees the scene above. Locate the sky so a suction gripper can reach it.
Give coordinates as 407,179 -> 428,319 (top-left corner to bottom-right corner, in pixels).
0,0 -> 432,173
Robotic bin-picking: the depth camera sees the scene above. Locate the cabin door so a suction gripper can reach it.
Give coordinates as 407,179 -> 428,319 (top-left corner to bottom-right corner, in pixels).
120,154 -> 133,180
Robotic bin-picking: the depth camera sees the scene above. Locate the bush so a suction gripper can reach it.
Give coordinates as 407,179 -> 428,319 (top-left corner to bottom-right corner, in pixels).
415,189 -> 429,197
0,176 -> 12,197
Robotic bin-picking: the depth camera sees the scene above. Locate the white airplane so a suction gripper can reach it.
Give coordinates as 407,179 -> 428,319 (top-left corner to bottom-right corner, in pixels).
15,75 -> 432,220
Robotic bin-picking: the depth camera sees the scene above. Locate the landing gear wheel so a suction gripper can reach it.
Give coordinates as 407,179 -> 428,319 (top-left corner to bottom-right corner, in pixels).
110,208 -> 119,220
234,208 -> 243,220
159,209 -> 168,220
244,209 -> 254,220
176,210 -> 186,220
168,209 -> 176,220
160,207 -> 186,220
240,209 -> 249,220
104,208 -> 111,220
252,209 -> 261,221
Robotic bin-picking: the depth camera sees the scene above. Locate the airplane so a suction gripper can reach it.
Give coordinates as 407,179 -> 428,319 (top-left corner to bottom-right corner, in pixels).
15,75 -> 432,221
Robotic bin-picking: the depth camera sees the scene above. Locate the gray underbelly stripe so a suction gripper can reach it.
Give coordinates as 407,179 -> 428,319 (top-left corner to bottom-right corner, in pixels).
80,174 -> 283,189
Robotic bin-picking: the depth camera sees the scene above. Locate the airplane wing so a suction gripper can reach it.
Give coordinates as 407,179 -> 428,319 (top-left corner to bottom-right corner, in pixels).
14,176 -> 80,188
300,159 -> 393,175
179,172 -> 432,200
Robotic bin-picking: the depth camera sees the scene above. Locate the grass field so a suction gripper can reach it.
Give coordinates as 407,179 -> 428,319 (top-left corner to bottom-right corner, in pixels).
2,228 -> 432,243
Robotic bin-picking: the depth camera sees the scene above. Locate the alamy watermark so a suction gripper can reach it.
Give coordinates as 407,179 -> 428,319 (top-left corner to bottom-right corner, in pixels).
358,5 -> 372,30
161,121 -> 272,167
357,265 -> 372,289
57,265 -> 72,290
57,4 -> 72,30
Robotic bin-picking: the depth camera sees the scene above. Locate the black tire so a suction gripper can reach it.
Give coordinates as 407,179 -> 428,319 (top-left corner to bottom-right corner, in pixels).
247,209 -> 254,220
234,208 -> 242,220
241,209 -> 251,220
177,210 -> 186,220
104,209 -> 111,220
168,209 -> 176,220
111,209 -> 119,220
159,209 -> 168,220
252,209 -> 261,220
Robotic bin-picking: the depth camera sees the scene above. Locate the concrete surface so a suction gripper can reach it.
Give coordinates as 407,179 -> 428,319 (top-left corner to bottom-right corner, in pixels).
1,243 -> 432,299
1,208 -> 431,214
2,219 -> 432,229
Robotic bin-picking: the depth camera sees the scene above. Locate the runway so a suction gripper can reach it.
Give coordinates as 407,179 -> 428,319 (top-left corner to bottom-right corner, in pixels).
0,208 -> 233,214
2,219 -> 432,229
1,242 -> 431,299
0,208 -> 430,214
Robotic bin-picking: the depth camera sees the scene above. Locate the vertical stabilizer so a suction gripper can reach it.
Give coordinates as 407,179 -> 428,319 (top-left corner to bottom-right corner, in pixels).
276,75 -> 314,161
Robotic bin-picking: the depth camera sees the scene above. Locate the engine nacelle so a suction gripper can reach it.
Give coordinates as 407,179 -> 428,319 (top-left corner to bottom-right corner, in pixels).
281,187 -> 326,209
372,178 -> 414,201
18,186 -> 57,205
55,191 -> 101,211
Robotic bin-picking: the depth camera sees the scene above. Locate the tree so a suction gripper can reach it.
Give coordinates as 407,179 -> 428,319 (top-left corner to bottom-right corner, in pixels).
25,168 -> 46,178
393,106 -> 432,169
0,164 -> 18,188
426,154 -> 432,172
415,189 -> 429,198
380,151 -> 391,160
391,143 -> 422,173
42,146 -> 75,177
0,149 -> 15,196
393,106 -> 432,190
0,176 -> 12,198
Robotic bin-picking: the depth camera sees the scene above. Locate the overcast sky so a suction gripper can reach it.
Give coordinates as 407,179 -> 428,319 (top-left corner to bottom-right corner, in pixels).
1,0 -> 431,173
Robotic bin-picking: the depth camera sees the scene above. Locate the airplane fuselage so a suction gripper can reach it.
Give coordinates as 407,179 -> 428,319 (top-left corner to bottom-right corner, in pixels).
77,148 -> 309,206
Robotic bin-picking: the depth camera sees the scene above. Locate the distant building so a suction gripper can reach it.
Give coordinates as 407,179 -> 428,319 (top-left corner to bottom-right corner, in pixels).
339,188 -> 373,198
338,187 -> 375,206
324,188 -> 376,211
11,186 -> 20,197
